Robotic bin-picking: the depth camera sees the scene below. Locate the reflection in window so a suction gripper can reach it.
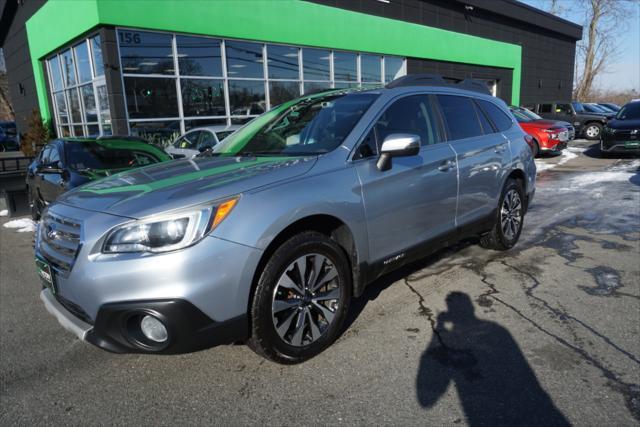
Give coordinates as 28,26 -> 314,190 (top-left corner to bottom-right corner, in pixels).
124,77 -> 179,119
74,42 -> 92,83
184,118 -> 227,130
361,54 -> 382,82
96,84 -> 110,125
55,93 -> 68,124
129,120 -> 181,147
49,56 -> 63,91
181,79 -> 225,117
177,36 -> 222,76
80,84 -> 97,122
267,45 -> 299,80
60,50 -> 76,86
384,56 -> 404,83
91,36 -> 104,77
269,81 -> 300,106
304,81 -> 331,95
226,41 -> 264,78
228,80 -> 265,116
68,88 -> 82,123
334,51 -> 357,82
119,30 -> 174,75
302,48 -> 330,80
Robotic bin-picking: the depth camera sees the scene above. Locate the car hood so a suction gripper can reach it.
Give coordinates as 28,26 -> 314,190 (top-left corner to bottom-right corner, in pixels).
607,118 -> 640,130
57,155 -> 317,218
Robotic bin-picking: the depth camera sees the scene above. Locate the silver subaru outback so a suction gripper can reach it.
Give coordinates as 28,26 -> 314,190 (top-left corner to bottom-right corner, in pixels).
36,76 -> 536,364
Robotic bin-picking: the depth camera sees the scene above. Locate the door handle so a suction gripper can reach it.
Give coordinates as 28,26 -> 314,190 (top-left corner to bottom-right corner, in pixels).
495,143 -> 507,153
438,160 -> 455,172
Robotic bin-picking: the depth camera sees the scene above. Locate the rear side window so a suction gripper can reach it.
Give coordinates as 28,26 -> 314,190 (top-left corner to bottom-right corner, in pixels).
477,100 -> 513,132
539,104 -> 552,113
436,95 -> 483,141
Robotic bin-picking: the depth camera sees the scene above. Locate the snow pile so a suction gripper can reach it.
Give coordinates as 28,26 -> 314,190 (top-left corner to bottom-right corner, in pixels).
568,171 -> 633,188
535,148 -> 579,173
2,218 -> 37,233
0,210 -> 8,217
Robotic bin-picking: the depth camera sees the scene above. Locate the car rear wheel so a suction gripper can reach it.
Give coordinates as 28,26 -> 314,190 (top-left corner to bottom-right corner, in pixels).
584,123 -> 602,140
480,179 -> 525,251
248,231 -> 351,364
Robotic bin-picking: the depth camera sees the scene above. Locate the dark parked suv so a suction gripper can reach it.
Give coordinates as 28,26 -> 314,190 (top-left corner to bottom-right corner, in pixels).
601,101 -> 640,155
528,101 -> 608,140
36,76 -> 536,363
27,137 -> 170,219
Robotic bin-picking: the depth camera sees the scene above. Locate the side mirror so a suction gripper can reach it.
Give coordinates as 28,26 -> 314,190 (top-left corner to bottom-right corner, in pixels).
40,161 -> 63,174
377,133 -> 420,171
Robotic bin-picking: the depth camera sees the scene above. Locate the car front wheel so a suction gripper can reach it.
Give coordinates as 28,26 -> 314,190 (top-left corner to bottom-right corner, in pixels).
248,231 -> 351,364
584,123 -> 602,140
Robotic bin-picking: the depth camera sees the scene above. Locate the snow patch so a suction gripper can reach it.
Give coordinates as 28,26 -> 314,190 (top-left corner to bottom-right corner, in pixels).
0,210 -> 8,217
2,218 -> 37,233
557,149 -> 578,165
535,160 -> 555,172
567,146 -> 587,153
535,148 -> 579,173
568,171 -> 632,187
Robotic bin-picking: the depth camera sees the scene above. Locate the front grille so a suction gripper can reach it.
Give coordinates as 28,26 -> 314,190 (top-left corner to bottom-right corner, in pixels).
56,294 -> 93,325
39,212 -> 82,277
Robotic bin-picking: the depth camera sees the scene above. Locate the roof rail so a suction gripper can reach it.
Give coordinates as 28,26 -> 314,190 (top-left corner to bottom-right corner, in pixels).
386,74 -> 492,96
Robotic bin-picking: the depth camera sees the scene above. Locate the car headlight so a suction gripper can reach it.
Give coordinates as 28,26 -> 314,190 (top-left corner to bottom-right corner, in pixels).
103,197 -> 239,253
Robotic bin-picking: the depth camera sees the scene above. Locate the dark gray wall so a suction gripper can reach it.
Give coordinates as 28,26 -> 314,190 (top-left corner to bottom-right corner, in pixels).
308,0 -> 580,105
1,0 -> 47,134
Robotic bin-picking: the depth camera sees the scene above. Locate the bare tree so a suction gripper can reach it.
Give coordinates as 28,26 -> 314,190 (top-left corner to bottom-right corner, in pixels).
572,0 -> 636,100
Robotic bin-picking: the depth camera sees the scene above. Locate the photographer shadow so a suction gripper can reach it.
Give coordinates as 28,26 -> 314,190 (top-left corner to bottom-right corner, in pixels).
417,292 -> 569,426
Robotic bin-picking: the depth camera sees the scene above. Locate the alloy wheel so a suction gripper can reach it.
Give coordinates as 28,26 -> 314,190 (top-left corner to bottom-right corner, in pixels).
501,189 -> 523,241
271,253 -> 341,347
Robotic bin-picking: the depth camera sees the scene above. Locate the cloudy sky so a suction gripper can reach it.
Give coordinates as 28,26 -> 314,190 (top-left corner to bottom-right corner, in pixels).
521,0 -> 640,93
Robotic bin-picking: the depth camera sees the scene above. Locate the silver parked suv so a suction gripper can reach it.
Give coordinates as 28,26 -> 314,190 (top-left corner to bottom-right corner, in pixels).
36,75 -> 536,364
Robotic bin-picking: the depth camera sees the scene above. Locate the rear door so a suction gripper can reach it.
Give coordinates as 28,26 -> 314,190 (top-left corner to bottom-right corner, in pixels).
354,94 -> 458,263
436,94 -> 509,227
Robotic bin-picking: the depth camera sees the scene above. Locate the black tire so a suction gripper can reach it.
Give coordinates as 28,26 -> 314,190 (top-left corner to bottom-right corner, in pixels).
248,231 -> 352,364
480,179 -> 525,251
583,122 -> 603,140
531,139 -> 540,158
29,189 -> 41,221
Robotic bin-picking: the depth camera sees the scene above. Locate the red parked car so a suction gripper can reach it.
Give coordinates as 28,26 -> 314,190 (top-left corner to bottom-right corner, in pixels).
510,106 -> 573,157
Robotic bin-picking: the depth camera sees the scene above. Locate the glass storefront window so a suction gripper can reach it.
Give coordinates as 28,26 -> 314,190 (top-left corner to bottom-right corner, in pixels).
60,49 -> 76,86
68,88 -> 82,123
304,81 -> 331,95
129,120 -> 181,147
181,79 -> 225,117
228,80 -> 266,116
177,35 -> 222,77
226,41 -> 264,78
302,48 -> 330,81
267,45 -> 299,80
334,51 -> 357,82
80,84 -> 97,122
119,30 -> 174,75
361,54 -> 382,82
74,42 -> 92,83
55,92 -> 69,124
49,56 -> 63,91
385,56 -> 404,83
96,84 -> 111,125
269,81 -> 300,106
91,36 -> 104,77
124,77 -> 179,119
184,118 -> 228,130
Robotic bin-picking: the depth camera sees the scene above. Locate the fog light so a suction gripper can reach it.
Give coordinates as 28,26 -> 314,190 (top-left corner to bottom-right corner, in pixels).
140,315 -> 168,343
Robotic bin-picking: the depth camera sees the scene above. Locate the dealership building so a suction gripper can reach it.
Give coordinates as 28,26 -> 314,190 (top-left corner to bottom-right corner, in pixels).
0,0 -> 582,144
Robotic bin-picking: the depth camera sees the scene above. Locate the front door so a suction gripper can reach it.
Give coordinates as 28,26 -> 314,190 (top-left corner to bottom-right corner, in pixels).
354,94 -> 458,263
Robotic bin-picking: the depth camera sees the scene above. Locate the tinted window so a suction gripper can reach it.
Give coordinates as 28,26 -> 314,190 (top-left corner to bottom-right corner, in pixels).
437,95 -> 483,140
269,81 -> 300,106
174,131 -> 201,149
124,77 -> 179,118
539,104 -> 552,113
225,41 -> 264,79
478,100 -> 513,132
181,79 -> 225,117
65,141 -> 160,170
360,54 -> 382,82
333,51 -> 357,82
616,102 -> 640,120
199,131 -> 216,148
375,95 -> 440,146
302,48 -> 330,80
267,45 -> 299,80
74,42 -> 92,83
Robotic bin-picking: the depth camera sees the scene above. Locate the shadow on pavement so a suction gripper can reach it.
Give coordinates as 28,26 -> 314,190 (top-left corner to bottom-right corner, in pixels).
416,292 -> 569,426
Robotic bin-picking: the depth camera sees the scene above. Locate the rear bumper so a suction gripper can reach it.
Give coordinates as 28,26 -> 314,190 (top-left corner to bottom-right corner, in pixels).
40,288 -> 248,354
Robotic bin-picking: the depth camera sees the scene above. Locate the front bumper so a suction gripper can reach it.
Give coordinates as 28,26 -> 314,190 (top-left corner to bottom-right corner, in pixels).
36,203 -> 262,354
601,137 -> 640,153
540,140 -> 568,152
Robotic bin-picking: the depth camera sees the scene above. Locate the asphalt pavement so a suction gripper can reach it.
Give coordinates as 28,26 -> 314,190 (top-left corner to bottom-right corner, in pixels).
1,140 -> 638,425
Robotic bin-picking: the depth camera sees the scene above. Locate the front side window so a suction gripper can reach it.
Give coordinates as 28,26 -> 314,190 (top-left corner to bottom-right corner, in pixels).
213,92 -> 377,157
478,100 -> 513,132
64,141 -> 160,170
616,102 -> 640,120
437,95 -> 483,141
376,95 -> 440,146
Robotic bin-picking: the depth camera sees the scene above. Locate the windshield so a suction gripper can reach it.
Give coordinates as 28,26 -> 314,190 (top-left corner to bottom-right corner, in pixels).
616,102 -> 640,120
65,141 -> 162,171
583,103 -> 606,113
212,91 -> 378,157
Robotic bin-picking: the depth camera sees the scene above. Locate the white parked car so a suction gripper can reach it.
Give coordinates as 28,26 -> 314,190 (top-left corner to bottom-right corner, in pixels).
166,126 -> 239,158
